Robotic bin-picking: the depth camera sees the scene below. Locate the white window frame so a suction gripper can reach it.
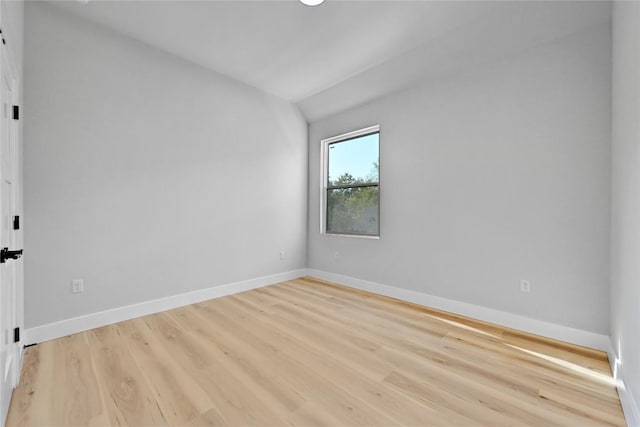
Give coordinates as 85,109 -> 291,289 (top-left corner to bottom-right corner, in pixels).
320,124 -> 380,238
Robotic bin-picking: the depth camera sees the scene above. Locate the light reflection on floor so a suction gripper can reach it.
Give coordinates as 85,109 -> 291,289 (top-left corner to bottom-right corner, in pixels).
425,312 -> 616,387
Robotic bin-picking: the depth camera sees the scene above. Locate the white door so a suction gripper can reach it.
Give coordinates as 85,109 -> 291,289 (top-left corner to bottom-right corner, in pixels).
0,43 -> 20,425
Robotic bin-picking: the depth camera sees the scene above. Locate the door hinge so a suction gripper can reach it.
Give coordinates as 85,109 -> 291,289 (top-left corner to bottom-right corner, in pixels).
13,215 -> 19,230
13,327 -> 19,343
12,105 -> 19,120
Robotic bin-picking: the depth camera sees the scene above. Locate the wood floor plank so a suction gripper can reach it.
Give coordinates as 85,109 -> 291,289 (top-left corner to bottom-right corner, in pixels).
86,324 -> 170,426
6,341 -> 54,426
189,299 -> 405,427
52,333 -> 104,425
6,277 -> 627,426
122,317 -> 217,425
158,309 -> 307,423
213,296 -> 457,426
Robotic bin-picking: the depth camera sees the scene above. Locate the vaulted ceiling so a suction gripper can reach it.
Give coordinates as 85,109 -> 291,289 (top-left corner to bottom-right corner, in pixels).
52,1 -> 611,121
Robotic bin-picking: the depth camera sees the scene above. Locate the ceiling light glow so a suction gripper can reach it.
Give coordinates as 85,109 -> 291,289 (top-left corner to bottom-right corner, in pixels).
300,0 -> 325,6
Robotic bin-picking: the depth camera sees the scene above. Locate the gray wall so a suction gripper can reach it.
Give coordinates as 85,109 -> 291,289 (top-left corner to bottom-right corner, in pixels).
611,0 -> 640,418
24,3 -> 307,328
308,24 -> 612,334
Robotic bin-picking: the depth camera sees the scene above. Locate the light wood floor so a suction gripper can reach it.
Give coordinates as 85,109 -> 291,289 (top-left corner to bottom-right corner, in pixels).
7,277 -> 625,426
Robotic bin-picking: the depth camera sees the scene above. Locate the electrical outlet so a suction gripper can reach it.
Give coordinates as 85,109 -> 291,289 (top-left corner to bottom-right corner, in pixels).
279,250 -> 285,260
520,280 -> 531,293
72,279 -> 84,293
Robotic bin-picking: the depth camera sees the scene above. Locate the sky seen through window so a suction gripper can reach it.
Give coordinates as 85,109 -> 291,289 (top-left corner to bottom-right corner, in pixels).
328,133 -> 379,184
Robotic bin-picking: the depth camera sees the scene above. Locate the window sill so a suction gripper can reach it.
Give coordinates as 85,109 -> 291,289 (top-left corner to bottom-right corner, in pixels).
322,233 -> 380,240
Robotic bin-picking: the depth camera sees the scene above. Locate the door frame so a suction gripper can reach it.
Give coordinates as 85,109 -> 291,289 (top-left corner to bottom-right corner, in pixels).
0,6 -> 24,424
4,40 -> 22,382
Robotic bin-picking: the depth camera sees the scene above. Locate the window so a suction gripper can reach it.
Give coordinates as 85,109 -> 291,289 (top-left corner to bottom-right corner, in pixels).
321,125 -> 379,237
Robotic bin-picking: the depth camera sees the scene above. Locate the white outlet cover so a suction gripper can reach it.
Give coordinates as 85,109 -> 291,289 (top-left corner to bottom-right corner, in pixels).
72,279 -> 84,293
520,280 -> 531,293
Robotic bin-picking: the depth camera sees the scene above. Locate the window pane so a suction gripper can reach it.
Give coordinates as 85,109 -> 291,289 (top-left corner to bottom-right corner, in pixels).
327,186 -> 379,236
328,133 -> 379,186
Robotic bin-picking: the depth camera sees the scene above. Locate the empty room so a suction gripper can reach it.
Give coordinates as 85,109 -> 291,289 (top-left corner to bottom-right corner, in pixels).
0,0 -> 637,425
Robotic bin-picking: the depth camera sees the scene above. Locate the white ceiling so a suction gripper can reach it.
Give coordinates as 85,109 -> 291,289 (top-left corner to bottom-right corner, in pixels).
51,1 -> 611,121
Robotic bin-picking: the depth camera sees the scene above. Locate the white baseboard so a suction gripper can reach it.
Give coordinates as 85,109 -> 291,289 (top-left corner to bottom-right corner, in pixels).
608,343 -> 640,427
620,384 -> 640,427
25,267 -> 611,350
306,269 -> 611,351
24,269 -> 307,345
